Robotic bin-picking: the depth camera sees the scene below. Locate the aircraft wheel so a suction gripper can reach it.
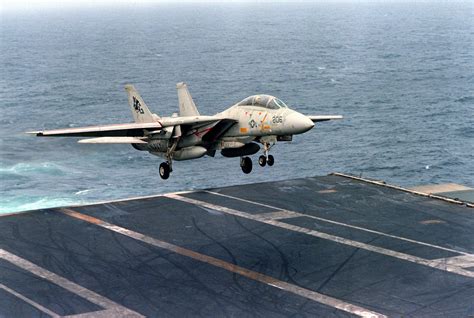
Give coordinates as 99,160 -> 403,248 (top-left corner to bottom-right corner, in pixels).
159,162 -> 170,180
267,155 -> 274,166
241,157 -> 252,174
258,155 -> 267,167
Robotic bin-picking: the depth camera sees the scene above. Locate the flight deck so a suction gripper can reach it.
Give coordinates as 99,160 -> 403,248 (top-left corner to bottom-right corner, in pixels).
0,174 -> 473,317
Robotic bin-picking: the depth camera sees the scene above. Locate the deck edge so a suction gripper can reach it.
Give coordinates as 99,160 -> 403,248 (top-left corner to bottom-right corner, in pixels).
331,172 -> 473,208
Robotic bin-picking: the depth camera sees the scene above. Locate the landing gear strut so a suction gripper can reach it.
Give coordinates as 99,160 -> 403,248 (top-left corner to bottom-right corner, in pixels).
259,142 -> 275,167
159,139 -> 177,180
240,156 -> 252,174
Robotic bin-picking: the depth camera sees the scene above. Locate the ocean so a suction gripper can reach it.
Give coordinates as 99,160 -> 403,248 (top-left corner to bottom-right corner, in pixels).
1,1 -> 473,214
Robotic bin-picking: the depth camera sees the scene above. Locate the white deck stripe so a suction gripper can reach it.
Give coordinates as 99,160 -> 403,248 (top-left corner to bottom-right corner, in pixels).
253,211 -> 302,220
65,309 -> 121,317
0,283 -> 60,317
167,194 -> 474,279
77,190 -> 195,208
0,249 -> 143,317
59,208 -> 387,318
205,190 -> 473,257
431,255 -> 474,268
204,190 -> 282,211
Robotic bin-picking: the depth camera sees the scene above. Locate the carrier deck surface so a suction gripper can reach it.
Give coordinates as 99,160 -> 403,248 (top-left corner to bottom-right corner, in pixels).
1,174 -> 473,317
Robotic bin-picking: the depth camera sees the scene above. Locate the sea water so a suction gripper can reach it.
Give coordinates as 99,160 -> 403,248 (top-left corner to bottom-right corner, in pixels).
1,2 -> 473,213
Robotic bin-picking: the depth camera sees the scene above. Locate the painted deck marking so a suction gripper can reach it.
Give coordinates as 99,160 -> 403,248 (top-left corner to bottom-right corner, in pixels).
431,255 -> 474,268
253,210 -> 301,220
65,309 -> 121,317
59,208 -> 387,318
168,194 -> 474,279
0,283 -> 60,317
0,249 -> 143,318
205,190 -> 473,257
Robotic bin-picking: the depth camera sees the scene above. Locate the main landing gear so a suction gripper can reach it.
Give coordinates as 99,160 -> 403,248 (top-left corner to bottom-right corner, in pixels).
159,161 -> 171,180
159,140 -> 177,180
240,156 -> 252,174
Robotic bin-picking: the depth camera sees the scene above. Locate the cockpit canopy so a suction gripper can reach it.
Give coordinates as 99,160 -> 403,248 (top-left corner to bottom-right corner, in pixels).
236,95 -> 288,110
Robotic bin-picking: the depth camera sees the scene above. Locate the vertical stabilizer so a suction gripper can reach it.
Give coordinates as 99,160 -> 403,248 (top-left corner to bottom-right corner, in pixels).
125,84 -> 158,123
176,82 -> 200,117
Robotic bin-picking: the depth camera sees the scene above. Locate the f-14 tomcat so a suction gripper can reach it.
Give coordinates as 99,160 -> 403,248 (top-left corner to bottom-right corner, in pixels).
29,83 -> 342,179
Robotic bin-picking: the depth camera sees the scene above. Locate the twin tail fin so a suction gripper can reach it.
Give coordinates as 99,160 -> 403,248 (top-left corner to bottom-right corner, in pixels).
176,82 -> 200,117
125,84 -> 158,123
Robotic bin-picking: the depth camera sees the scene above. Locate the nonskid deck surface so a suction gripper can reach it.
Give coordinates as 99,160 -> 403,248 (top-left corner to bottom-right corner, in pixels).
0,175 -> 473,317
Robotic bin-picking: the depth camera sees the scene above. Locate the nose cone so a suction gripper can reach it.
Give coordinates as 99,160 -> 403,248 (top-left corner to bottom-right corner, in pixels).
286,112 -> 315,134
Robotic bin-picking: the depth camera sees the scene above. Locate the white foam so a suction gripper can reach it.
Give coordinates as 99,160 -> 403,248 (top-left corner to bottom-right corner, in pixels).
0,197 -> 82,214
75,189 -> 92,195
0,162 -> 65,175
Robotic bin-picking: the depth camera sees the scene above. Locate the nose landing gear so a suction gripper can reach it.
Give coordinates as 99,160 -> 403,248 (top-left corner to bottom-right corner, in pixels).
267,154 -> 274,166
258,142 -> 275,167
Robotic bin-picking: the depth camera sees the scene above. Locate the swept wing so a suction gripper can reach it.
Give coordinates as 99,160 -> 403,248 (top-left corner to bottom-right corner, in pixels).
28,116 -> 236,139
27,122 -> 162,137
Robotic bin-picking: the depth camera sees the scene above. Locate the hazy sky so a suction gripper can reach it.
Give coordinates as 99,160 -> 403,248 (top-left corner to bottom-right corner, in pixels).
0,0 -> 244,12
5,0 -> 287,12
0,0 -> 184,11
2,0 -> 455,12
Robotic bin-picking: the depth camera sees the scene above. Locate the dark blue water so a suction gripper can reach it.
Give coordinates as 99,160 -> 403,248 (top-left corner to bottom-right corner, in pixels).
1,2 -> 473,213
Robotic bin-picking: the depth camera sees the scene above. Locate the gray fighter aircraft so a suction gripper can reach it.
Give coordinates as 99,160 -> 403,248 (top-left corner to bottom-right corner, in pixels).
29,83 -> 342,179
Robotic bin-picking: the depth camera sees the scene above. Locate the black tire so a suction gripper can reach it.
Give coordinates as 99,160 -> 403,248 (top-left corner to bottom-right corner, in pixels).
241,157 -> 253,174
258,155 -> 267,167
267,155 -> 274,166
159,162 -> 170,180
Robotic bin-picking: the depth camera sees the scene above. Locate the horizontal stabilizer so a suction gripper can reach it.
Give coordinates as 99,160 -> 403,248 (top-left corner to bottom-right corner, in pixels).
78,137 -> 147,144
307,115 -> 343,122
27,122 -> 162,137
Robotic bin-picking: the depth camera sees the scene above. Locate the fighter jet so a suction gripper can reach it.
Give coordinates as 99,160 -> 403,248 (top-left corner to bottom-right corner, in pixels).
29,83 -> 342,179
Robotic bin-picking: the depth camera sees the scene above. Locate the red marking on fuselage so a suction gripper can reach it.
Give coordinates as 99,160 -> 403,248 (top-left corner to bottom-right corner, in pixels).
193,127 -> 212,137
